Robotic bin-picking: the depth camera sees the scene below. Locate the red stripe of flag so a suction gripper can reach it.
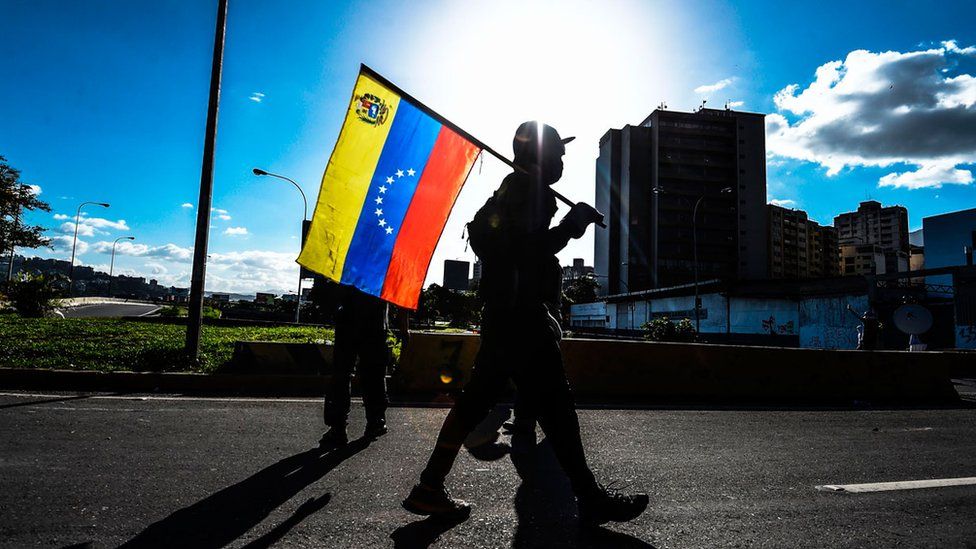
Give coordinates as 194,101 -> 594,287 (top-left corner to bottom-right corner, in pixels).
381,127 -> 480,308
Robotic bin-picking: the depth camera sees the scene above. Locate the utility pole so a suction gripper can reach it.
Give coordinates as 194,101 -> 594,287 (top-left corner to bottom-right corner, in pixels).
186,0 -> 228,357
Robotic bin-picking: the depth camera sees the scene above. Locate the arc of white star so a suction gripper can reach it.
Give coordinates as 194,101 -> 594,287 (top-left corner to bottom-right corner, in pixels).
396,169 -> 404,178
378,219 -> 386,227
385,226 -> 393,234
375,196 -> 383,205
374,208 -> 383,216
379,185 -> 387,193
386,176 -> 394,184
407,168 -> 415,177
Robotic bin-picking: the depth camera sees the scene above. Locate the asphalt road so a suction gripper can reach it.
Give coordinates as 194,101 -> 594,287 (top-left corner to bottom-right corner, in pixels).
61,303 -> 160,318
1,391 -> 975,548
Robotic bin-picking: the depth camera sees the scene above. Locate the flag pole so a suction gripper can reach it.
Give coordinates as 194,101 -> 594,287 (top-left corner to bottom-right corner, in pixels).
360,64 -> 606,228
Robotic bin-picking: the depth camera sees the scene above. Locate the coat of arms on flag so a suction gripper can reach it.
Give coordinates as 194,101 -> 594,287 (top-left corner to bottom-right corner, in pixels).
298,65 -> 482,309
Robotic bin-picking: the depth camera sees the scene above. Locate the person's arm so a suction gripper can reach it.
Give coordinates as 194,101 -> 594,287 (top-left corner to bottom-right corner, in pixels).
845,304 -> 863,321
502,181 -> 577,257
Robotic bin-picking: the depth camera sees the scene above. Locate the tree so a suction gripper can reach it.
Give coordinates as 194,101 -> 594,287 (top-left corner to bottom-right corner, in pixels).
1,156 -> 51,254
565,275 -> 599,305
560,275 -> 601,325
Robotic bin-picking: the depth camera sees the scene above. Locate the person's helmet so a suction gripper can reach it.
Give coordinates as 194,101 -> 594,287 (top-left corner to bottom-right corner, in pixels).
512,121 -> 575,165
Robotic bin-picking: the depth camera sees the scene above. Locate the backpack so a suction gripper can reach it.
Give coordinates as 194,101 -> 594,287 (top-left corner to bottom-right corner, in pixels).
465,191 -> 508,261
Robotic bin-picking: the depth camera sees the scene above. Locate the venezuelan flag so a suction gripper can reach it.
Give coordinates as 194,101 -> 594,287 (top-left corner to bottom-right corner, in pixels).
298,65 -> 482,309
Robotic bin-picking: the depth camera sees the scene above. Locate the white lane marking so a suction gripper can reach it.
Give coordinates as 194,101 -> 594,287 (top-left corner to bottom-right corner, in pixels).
137,306 -> 162,316
817,477 -> 976,493
0,392 -> 322,404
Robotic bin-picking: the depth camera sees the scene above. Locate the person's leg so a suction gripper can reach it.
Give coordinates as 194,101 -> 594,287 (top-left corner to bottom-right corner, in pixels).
356,328 -> 390,432
515,314 -> 649,526
418,349 -> 509,488
513,322 -> 597,497
323,321 -> 354,441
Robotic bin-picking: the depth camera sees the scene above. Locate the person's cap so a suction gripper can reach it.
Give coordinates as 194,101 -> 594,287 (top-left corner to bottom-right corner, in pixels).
513,121 -> 574,161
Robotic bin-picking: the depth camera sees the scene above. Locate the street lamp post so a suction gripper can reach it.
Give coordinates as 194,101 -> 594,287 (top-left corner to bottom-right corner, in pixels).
109,236 -> 135,297
691,187 -> 732,334
69,201 -> 110,295
253,168 -> 308,323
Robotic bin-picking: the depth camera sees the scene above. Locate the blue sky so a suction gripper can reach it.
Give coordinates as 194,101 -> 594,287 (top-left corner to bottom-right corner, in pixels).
2,0 -> 974,294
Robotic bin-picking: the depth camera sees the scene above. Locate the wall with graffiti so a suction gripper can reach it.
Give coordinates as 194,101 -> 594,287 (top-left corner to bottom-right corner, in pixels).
957,325 -> 976,350
729,298 -> 797,335
798,295 -> 868,350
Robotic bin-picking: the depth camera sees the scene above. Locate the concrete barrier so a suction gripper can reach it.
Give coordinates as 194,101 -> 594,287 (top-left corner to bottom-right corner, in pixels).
393,333 -> 961,403
1,334 -> 960,402
57,297 -> 154,308
227,341 -> 333,375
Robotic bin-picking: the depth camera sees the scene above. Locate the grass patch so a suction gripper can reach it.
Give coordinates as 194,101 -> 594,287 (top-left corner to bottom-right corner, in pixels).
0,313 -> 333,374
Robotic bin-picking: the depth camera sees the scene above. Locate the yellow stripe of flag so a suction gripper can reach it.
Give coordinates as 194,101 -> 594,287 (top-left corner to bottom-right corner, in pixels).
298,73 -> 401,281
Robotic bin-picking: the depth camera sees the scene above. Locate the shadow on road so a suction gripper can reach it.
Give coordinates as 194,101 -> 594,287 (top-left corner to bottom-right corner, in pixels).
390,435 -> 655,548
118,438 -> 370,548
464,404 -> 513,461
390,514 -> 471,549
512,438 -> 656,549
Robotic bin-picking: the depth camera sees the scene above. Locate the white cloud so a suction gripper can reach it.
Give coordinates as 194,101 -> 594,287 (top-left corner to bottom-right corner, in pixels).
878,161 -> 974,189
224,227 -> 248,236
942,40 -> 976,56
769,198 -> 797,207
181,203 -> 194,209
249,92 -> 266,103
213,208 -> 231,221
49,235 -> 88,255
28,185 -> 41,195
91,241 -> 193,262
54,213 -> 130,234
83,217 -> 129,231
145,262 -> 168,275
694,78 -> 734,94
767,43 -> 976,189
727,100 -> 744,108
60,222 -> 94,237
203,250 -> 299,294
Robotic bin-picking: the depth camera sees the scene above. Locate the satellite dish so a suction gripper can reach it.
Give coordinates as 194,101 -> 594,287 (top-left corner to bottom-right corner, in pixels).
893,304 -> 933,335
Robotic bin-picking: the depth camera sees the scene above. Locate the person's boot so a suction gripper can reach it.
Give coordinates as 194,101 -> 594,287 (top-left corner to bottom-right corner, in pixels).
364,418 -> 388,439
402,482 -> 472,519
576,483 -> 649,527
319,425 -> 348,448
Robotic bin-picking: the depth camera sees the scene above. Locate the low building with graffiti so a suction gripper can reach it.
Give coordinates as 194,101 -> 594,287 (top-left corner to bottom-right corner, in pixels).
570,266 -> 976,351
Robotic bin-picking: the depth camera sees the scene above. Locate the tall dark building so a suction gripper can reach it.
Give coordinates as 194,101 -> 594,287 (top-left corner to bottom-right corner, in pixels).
768,204 -> 839,279
442,259 -> 470,291
834,200 -> 909,275
595,107 -> 768,295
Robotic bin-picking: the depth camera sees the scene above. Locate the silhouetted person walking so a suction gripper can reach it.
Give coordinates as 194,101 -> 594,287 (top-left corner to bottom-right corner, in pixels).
320,284 -> 407,446
402,121 -> 648,526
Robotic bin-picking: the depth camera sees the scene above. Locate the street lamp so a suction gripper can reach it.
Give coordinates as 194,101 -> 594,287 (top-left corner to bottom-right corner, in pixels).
692,186 -> 732,333
109,236 -> 135,297
69,201 -> 110,295
253,168 -> 308,323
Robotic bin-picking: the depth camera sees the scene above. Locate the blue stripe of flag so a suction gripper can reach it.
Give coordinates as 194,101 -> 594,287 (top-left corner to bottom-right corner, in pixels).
340,101 -> 442,296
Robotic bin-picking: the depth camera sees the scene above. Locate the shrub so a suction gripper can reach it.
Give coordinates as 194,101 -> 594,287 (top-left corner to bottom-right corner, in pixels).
157,305 -> 221,319
642,316 -> 697,342
7,272 -> 67,318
